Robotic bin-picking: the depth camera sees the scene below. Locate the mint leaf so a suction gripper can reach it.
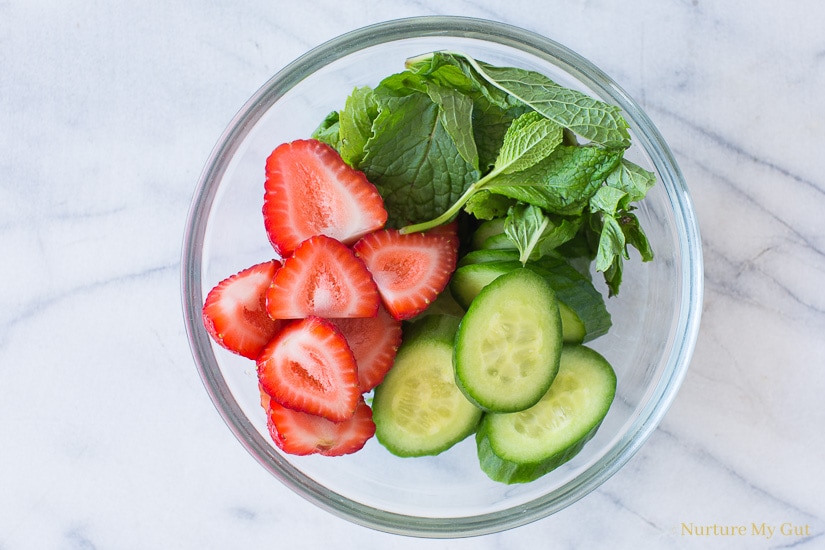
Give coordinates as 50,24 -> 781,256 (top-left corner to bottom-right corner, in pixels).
504,204 -> 552,264
465,190 -> 515,220
589,179 -> 654,266
338,86 -> 378,166
592,211 -> 653,296
504,203 -> 582,263
375,70 -> 428,96
407,52 -> 528,171
589,185 -> 629,215
493,111 -> 564,174
486,145 -> 623,215
619,212 -> 654,261
595,213 -> 625,295
595,214 -> 626,272
470,59 -> 631,148
473,103 -> 529,172
426,82 -> 479,169
407,52 -> 516,110
361,90 -> 479,226
605,159 -> 656,203
433,52 -> 631,148
312,111 -> 341,149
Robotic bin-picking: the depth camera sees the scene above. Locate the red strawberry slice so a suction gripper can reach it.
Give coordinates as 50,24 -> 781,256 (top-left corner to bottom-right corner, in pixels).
202,260 -> 284,359
266,235 -> 380,319
265,396 -> 376,456
257,316 -> 360,422
263,139 -> 388,257
353,228 -> 459,320
328,304 -> 403,392
426,220 -> 460,250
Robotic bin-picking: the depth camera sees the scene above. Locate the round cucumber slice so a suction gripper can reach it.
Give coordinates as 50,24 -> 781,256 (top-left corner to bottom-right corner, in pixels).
449,260 -> 521,310
372,315 -> 482,457
450,256 -> 610,344
476,345 -> 617,484
454,268 -> 562,412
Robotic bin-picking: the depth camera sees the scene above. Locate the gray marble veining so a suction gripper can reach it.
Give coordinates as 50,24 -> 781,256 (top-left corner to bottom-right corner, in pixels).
1,1 -> 823,548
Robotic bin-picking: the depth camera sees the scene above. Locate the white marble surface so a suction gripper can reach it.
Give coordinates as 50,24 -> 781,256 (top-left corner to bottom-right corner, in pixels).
2,1 -> 823,548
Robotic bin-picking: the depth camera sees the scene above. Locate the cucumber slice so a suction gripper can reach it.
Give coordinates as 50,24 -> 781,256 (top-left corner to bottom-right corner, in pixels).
372,315 -> 482,457
449,257 -> 610,343
478,232 -> 515,251
476,345 -> 617,484
454,268 -> 562,412
456,248 -> 520,268
450,260 -> 520,310
469,218 -> 508,250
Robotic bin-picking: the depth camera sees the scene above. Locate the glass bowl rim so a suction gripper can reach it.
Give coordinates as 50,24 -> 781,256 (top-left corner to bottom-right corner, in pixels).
181,14 -> 703,538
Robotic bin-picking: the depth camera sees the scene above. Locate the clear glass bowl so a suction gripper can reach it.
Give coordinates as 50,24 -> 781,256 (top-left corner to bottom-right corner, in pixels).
181,16 -> 703,538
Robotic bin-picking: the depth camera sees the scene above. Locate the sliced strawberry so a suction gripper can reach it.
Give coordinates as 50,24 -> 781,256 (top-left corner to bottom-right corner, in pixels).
427,220 -> 460,250
266,235 -> 380,319
202,260 -> 284,359
328,304 -> 403,392
257,316 -> 360,422
259,383 -> 272,410
263,139 -> 388,257
353,228 -> 459,320
265,397 -> 375,456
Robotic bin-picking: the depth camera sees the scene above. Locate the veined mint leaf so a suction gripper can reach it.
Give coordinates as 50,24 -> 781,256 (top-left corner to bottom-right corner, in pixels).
407,51 -> 528,171
375,70 -> 480,168
486,145 -> 623,215
596,214 -> 626,271
426,82 -> 479,169
374,70 -> 428,96
619,212 -> 654,262
338,86 -> 378,166
589,185 -> 629,216
595,213 -> 625,295
407,52 -> 515,110
504,203 -> 582,263
593,210 -> 653,296
311,111 -> 341,149
465,190 -> 515,220
449,53 -> 631,148
361,91 -> 479,227
473,102 -> 529,172
493,111 -> 563,175
504,203 -> 551,264
605,158 -> 656,203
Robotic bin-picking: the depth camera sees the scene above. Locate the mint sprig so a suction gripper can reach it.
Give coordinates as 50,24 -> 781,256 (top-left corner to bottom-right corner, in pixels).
311,51 -> 656,295
440,53 -> 632,149
399,110 -> 565,234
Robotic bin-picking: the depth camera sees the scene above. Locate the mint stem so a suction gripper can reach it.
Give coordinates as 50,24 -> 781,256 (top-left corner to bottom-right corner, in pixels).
399,181 -> 480,234
399,161 -> 509,234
